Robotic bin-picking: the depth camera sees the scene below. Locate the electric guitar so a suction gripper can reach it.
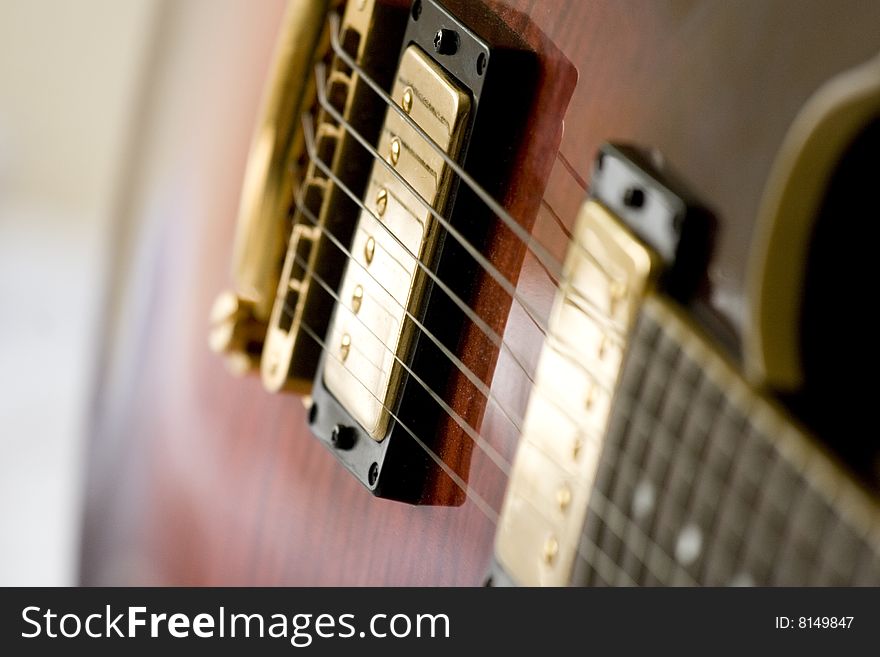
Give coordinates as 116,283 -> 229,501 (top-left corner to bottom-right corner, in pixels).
81,0 -> 880,585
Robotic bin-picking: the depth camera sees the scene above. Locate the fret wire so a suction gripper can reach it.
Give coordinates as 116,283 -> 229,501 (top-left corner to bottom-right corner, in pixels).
759,460 -> 811,585
585,325 -> 880,586
681,385 -> 748,585
640,352 -> 720,585
586,486 -> 697,586
312,60 -> 623,342
582,385 -> 764,585
577,346 -> 695,585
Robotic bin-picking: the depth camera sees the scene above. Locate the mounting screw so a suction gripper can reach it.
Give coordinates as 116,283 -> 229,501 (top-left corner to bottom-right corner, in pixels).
623,186 -> 645,209
476,52 -> 487,76
368,462 -> 379,487
330,424 -> 356,450
433,29 -> 459,56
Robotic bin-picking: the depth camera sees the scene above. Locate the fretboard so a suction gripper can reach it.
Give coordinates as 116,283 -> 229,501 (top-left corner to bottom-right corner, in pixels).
574,296 -> 880,586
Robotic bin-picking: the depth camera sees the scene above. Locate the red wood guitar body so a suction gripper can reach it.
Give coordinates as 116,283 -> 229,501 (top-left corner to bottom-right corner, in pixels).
80,0 -> 880,585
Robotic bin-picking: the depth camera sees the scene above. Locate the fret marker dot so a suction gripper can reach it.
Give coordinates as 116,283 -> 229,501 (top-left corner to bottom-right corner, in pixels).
632,480 -> 655,520
389,137 -> 401,165
364,236 -> 375,264
675,523 -> 702,567
351,285 -> 363,314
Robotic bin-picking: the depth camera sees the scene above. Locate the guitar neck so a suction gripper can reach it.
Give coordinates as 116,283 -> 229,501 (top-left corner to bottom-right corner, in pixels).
576,295 -> 880,586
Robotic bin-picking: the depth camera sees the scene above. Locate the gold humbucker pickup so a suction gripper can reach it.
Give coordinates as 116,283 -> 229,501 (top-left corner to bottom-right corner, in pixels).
323,44 -> 472,439
494,200 -> 659,586
492,143 -> 713,586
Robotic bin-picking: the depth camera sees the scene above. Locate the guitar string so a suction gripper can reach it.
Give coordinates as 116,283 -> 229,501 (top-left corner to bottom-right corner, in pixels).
289,191 -> 623,476
294,311 -> 656,587
313,57 -> 624,342
315,60 -> 560,345
309,74 -> 625,381
276,13 -> 697,583
272,11 -> 876,584
326,11 -> 623,338
286,106 -> 703,579
301,108 -> 621,388
603,380 -> 875,583
328,11 -> 605,311
289,104 -> 693,579
277,197 -> 699,586
294,297 -> 635,583
309,43 -> 705,583
300,107 -> 622,400
540,198 -> 574,240
284,212 -> 512,473
296,111 -> 620,442
280,228 -> 697,586
328,13 -> 567,284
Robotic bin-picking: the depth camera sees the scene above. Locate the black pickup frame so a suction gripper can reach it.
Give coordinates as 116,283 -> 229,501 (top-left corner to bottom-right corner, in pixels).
307,0 -> 536,504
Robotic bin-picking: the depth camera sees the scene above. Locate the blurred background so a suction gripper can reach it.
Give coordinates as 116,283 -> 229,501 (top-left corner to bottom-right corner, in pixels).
0,0 -> 159,585
0,0 -> 282,585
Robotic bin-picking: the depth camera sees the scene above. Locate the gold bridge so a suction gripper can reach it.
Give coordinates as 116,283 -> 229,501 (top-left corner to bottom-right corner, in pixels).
210,0 -> 410,389
323,44 -> 471,439
494,199 -> 659,586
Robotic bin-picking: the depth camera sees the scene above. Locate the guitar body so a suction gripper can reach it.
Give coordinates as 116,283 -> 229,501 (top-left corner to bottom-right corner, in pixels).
81,0 -> 880,585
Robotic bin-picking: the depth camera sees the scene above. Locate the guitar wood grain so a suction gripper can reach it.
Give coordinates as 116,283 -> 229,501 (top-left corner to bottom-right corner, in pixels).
81,0 -> 880,585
